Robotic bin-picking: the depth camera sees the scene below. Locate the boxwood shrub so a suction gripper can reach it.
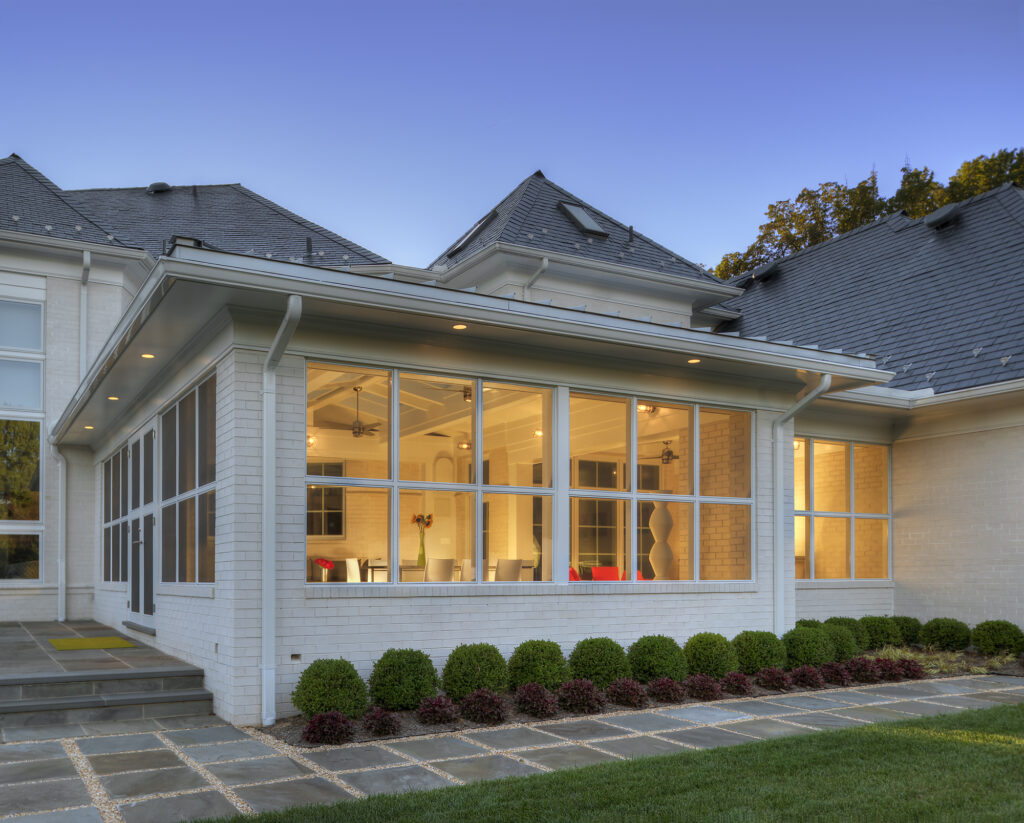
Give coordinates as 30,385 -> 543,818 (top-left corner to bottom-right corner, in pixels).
919,617 -> 971,651
821,623 -> 857,662
859,616 -> 903,650
825,617 -> 869,652
971,620 -> 1024,656
684,632 -> 739,678
508,640 -> 570,690
795,618 -> 824,629
783,626 -> 833,667
892,616 -> 923,645
367,649 -> 439,710
568,637 -> 631,689
291,658 -> 368,719
441,643 -> 509,702
627,635 -> 688,683
731,630 -> 787,675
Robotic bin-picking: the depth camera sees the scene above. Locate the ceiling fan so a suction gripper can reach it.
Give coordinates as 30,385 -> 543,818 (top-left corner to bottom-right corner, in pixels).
314,386 -> 381,438
639,440 -> 681,464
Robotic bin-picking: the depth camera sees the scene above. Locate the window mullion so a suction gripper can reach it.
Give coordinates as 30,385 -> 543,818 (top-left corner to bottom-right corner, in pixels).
628,397 -> 637,581
553,386 -> 570,584
473,377 -> 483,582
848,443 -> 856,579
693,403 -> 701,581
389,368 -> 400,583
808,438 -> 815,580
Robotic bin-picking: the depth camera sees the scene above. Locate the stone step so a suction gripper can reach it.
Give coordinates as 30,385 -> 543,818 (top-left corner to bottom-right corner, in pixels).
0,667 -> 205,702
0,688 -> 214,728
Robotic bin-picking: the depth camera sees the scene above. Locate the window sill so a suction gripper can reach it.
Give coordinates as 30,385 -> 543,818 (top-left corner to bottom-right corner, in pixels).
796,579 -> 893,589
0,580 -> 47,588
155,584 -> 215,599
305,581 -> 759,598
97,584 -> 127,593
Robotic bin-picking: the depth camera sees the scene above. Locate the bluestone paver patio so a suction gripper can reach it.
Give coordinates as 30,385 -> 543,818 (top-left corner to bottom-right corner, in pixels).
0,674 -> 1020,821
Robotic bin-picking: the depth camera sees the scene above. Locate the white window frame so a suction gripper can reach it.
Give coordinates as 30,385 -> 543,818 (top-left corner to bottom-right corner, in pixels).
794,436 -> 893,581
304,360 -> 756,587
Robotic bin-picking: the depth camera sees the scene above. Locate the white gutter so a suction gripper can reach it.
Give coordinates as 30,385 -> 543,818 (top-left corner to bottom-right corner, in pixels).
48,438 -> 67,622
771,373 -> 833,634
80,250 -> 91,381
261,294 -> 302,727
523,256 -> 548,301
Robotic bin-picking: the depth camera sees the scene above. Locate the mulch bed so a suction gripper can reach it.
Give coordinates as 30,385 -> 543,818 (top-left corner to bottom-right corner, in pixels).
262,658 -> 1024,747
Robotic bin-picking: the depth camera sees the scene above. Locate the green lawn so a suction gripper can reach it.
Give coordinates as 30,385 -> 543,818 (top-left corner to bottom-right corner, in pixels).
206,705 -> 1024,823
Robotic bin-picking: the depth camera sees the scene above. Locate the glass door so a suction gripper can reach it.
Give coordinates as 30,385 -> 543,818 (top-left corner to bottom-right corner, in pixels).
127,428 -> 157,627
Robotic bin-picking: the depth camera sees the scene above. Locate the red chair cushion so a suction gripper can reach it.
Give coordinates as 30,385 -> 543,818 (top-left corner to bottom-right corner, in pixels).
590,566 -> 620,581
569,566 -> 581,582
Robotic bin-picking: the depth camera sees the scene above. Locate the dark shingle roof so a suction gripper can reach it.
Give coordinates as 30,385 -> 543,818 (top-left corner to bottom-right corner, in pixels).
0,155 -> 127,247
429,171 -> 719,283
65,183 -> 389,265
717,184 -> 1024,394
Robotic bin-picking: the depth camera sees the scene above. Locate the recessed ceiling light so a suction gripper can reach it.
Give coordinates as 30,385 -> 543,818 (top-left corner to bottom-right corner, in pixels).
107,396 -> 119,401
452,323 -> 467,331
84,425 -> 94,430
687,358 -> 701,364
141,353 -> 155,359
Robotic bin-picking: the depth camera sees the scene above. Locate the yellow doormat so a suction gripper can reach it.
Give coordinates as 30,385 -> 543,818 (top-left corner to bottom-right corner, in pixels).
48,637 -> 135,651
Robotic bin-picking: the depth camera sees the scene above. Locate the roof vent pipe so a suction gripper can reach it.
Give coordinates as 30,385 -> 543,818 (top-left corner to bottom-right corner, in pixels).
147,182 -> 172,194
923,203 -> 961,230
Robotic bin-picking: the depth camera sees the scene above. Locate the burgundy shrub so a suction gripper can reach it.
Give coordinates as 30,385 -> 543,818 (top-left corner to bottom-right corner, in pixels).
605,678 -> 648,708
845,656 -> 881,684
684,674 -> 722,701
790,665 -> 826,689
302,711 -> 354,745
820,662 -> 853,687
897,658 -> 927,680
362,706 -> 401,737
646,677 -> 686,704
755,667 -> 793,691
416,695 -> 458,725
557,679 -> 605,714
874,658 -> 904,682
459,688 -> 507,724
514,683 -> 558,718
720,671 -> 753,696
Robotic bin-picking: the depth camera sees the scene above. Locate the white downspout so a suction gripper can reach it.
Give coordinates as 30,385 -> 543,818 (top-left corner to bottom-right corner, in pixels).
771,373 -> 833,635
48,438 -> 67,622
261,294 -> 302,727
523,256 -> 548,301
80,251 -> 91,381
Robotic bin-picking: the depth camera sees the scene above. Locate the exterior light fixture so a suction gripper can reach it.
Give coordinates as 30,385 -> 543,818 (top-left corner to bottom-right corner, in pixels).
452,323 -> 467,330
687,358 -> 701,364
141,353 -> 155,359
107,396 -> 119,401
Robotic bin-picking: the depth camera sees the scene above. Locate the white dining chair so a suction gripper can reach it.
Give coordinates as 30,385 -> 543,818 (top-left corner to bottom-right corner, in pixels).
345,558 -> 362,583
424,557 -> 455,582
494,558 -> 523,581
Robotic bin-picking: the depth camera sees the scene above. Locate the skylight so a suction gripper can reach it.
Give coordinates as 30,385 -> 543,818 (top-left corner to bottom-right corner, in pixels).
446,210 -> 497,258
559,202 -> 608,236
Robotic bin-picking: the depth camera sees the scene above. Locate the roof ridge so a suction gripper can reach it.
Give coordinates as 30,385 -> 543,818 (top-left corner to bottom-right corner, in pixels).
4,157 -> 132,248
230,184 -> 389,264
67,183 -> 243,193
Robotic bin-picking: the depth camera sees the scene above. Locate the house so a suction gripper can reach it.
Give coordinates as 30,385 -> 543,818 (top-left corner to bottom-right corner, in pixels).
1,154 -> 1020,727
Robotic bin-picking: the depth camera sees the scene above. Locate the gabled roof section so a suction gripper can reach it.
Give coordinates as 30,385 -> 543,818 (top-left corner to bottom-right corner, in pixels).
429,170 -> 720,283
0,155 -> 128,247
65,183 -> 389,265
716,183 -> 1024,394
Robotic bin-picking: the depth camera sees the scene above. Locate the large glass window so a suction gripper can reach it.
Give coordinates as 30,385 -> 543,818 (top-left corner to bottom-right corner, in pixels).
0,419 -> 42,580
160,375 -> 216,583
305,362 -> 751,585
306,364 -> 553,584
794,437 -> 890,580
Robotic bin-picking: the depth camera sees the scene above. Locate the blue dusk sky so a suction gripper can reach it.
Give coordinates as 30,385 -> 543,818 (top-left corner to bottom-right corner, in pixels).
2,0 -> 1023,270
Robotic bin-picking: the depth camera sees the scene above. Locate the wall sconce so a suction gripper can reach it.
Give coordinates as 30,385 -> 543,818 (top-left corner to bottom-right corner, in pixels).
462,386 -> 472,403
533,429 -> 544,438
637,403 -> 658,415
307,434 -> 318,448
457,439 -> 472,450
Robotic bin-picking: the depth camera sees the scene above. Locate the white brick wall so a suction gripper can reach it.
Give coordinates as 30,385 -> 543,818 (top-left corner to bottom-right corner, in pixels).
795,584 -> 894,620
893,422 -> 1024,626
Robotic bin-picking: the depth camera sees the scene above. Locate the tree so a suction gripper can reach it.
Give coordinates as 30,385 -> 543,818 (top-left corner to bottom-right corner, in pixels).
946,149 -> 1024,201
887,164 -> 946,218
715,148 -> 1023,279
0,420 -> 40,520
